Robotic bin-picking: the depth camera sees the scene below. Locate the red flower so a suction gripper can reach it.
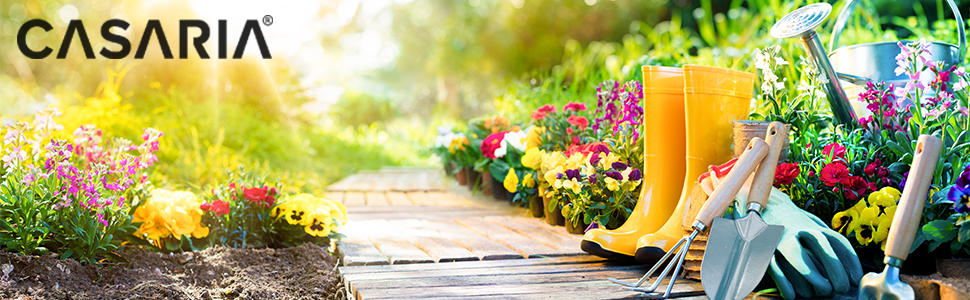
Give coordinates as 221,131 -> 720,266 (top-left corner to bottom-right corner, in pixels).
531,111 -> 548,120
537,104 -> 557,114
564,142 -> 608,157
774,163 -> 800,186
820,162 -> 849,186
841,176 -> 870,201
201,199 -> 231,216
564,102 -> 587,112
566,127 -> 573,135
480,131 -> 508,159
243,186 -> 276,208
822,143 -> 846,160
567,115 -> 589,130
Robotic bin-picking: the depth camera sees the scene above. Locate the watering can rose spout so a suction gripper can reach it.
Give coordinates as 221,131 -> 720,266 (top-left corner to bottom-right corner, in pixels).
770,3 -> 857,127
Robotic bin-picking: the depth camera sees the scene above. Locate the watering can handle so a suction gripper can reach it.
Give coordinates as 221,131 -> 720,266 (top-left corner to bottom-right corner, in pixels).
830,0 -> 965,61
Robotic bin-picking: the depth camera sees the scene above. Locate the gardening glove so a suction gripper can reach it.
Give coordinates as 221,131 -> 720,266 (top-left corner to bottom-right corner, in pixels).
733,187 -> 864,300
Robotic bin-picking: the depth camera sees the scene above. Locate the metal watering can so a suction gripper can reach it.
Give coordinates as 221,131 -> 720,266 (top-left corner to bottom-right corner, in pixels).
771,0 -> 966,125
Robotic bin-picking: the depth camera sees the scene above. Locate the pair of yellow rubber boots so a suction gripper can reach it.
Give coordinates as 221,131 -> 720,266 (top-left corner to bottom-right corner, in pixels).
580,65 -> 755,262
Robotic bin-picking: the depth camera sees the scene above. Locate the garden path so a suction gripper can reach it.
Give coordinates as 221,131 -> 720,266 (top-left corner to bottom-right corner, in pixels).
332,168 -> 709,299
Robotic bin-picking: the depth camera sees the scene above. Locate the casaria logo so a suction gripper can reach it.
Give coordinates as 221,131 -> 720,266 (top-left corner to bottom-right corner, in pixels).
17,18 -> 272,59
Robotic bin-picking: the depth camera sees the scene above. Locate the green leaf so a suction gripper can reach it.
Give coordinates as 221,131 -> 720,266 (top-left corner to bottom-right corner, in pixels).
489,160 -> 511,182
911,231 -> 926,254
591,203 -> 607,210
959,225 -> 970,244
923,220 -> 956,242
60,251 -> 74,260
888,162 -> 909,173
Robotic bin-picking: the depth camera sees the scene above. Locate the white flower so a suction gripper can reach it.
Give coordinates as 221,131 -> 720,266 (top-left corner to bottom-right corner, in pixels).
753,48 -> 769,70
955,79 -> 968,92
494,141 -> 507,158
434,132 -> 464,149
503,130 -> 528,152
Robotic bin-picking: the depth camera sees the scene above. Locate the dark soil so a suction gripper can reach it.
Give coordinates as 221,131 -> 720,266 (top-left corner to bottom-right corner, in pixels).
0,244 -> 346,300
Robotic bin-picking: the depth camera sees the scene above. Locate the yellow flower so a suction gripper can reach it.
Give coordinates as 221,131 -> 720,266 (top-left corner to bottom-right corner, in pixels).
605,177 -> 620,191
875,218 -> 892,248
448,137 -> 469,154
545,166 -> 562,186
504,169 -> 519,193
521,148 -> 544,170
849,199 -> 868,213
626,179 -> 641,191
542,152 -> 566,172
868,189 -> 898,217
853,206 -> 881,246
304,208 -> 334,237
565,153 -> 585,169
525,126 -> 544,149
561,178 -> 582,194
133,189 -> 209,243
880,187 -> 901,199
523,173 -> 535,188
831,209 -> 859,234
599,153 -> 620,170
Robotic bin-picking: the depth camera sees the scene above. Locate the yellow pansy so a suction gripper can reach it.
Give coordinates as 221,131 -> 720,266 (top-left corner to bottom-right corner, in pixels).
868,189 -> 898,217
522,148 -> 544,170
849,199 -> 868,213
542,152 -> 566,173
448,137 -> 469,154
525,126 -> 544,149
565,153 -> 585,170
523,173 -> 535,188
605,177 -> 620,191
133,189 -> 209,244
545,166 -> 563,186
880,187 -> 901,199
599,153 -> 621,170
853,206 -> 881,246
504,169 -> 519,193
626,179 -> 641,191
831,209 -> 859,234
561,178 -> 582,194
304,208 -> 334,237
875,218 -> 892,250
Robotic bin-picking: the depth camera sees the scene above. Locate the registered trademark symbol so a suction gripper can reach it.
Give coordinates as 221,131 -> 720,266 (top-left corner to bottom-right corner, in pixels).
262,15 -> 273,26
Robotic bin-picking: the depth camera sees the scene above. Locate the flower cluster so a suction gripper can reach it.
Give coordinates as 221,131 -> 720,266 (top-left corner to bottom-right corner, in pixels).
831,187 -> 900,250
542,144 -> 642,229
200,173 -> 284,248
530,103 -> 590,151
133,189 -> 209,246
592,80 -> 643,141
272,193 -> 347,238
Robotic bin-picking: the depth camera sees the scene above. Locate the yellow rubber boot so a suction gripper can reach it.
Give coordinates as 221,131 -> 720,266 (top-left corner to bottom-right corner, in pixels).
580,66 -> 687,261
634,65 -> 755,263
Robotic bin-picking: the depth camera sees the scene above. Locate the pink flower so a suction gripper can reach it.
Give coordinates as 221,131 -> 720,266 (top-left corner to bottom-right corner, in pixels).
564,102 -> 587,112
537,104 -> 557,114
567,115 -> 589,130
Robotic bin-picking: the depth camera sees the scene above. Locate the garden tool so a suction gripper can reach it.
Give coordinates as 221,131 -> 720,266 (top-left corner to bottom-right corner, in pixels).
634,65 -> 755,263
830,0 -> 965,89
701,122 -> 788,300
770,3 -> 857,126
611,137 -> 769,299
859,135 -> 943,300
583,66 -> 687,261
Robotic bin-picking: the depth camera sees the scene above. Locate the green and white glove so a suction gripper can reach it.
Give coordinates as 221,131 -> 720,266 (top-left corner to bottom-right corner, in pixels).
734,187 -> 863,300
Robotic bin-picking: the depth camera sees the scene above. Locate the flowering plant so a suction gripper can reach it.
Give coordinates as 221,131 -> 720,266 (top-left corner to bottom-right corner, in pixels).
199,169 -> 283,248
919,165 -> 970,258
0,107 -> 160,263
432,126 -> 466,171
750,45 -> 830,136
531,103 -> 590,152
131,189 -> 209,251
545,144 -> 641,229
592,80 -> 643,142
271,193 -> 347,247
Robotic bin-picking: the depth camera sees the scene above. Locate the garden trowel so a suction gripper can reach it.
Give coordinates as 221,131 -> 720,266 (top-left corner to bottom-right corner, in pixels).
859,135 -> 942,300
701,122 -> 787,300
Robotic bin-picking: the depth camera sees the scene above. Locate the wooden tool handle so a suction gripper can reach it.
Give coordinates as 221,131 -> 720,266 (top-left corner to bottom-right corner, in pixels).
748,122 -> 789,209
885,135 -> 943,260
694,138 -> 769,230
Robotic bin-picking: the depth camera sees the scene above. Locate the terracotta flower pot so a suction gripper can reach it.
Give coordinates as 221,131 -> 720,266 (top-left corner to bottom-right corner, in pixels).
491,176 -> 509,200
565,218 -> 589,234
481,170 -> 494,196
465,168 -> 480,191
733,121 -> 791,162
529,195 -> 544,218
543,196 -> 564,226
936,258 -> 970,279
456,167 -> 468,186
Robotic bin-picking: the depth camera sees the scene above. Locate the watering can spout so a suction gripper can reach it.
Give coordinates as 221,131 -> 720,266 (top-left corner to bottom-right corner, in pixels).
769,3 -> 857,127
799,31 -> 857,125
